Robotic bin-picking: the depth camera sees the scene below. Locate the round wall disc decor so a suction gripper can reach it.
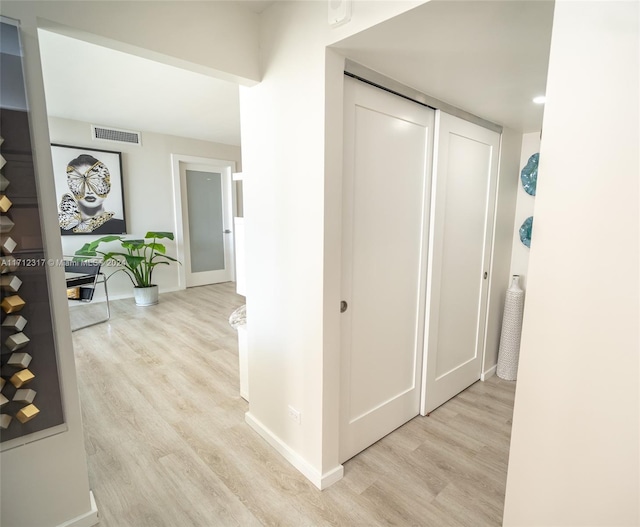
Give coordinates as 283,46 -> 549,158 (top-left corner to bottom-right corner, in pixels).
519,216 -> 533,248
520,152 -> 539,196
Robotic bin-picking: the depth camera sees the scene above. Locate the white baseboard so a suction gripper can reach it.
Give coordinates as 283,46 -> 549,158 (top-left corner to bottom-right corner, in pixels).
245,412 -> 343,490
57,491 -> 99,527
481,364 -> 497,381
320,464 -> 345,488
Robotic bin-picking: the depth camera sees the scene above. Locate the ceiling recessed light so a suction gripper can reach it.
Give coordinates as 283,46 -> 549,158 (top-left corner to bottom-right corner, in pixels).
533,95 -> 547,104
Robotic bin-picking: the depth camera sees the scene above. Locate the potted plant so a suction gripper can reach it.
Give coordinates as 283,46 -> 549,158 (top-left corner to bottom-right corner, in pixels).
74,231 -> 179,306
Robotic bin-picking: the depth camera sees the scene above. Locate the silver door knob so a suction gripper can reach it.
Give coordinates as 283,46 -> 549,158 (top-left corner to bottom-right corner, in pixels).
224,230 -> 232,234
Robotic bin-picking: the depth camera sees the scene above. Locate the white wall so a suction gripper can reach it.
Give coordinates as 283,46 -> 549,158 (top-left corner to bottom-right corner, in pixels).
241,0 -> 329,483
49,116 -> 241,301
326,0 -> 426,45
509,131 -> 541,291
4,0 -> 261,85
240,0 -> 427,486
503,2 -> 639,525
482,127 -> 522,377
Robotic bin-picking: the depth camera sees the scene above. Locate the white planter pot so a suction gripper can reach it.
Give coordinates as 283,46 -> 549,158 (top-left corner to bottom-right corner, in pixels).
133,285 -> 159,306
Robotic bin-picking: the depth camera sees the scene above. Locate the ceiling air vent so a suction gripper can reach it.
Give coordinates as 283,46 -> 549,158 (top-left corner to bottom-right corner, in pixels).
91,125 -> 142,146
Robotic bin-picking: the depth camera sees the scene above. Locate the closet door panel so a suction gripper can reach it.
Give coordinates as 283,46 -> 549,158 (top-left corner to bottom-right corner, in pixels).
422,111 -> 500,415
340,77 -> 434,462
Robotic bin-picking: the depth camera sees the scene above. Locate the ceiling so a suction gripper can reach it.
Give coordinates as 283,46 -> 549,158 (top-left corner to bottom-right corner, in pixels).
333,0 -> 555,132
240,0 -> 276,14
38,29 -> 242,145
38,2 -> 278,146
38,0 -> 553,148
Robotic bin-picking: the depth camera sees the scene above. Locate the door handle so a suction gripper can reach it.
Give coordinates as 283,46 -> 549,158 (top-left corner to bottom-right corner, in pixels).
224,230 -> 232,234
340,300 -> 348,313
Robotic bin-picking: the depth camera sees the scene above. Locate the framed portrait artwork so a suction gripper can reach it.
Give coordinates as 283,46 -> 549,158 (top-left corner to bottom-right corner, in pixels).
51,144 -> 127,235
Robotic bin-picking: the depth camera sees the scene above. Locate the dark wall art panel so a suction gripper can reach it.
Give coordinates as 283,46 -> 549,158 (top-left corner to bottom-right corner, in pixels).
1,18 -> 65,445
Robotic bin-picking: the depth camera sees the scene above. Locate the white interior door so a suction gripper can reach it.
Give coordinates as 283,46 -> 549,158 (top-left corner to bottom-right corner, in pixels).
340,77 -> 435,463
180,162 -> 235,287
421,111 -> 500,415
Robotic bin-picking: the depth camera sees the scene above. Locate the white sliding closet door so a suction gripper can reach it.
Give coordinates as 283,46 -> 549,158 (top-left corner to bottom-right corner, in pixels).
421,111 -> 500,415
340,77 -> 435,462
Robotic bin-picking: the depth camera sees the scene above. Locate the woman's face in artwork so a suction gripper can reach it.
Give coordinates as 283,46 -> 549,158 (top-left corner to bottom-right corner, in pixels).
66,159 -> 111,212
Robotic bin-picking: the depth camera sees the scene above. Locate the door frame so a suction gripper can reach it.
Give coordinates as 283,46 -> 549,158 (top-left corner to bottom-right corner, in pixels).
170,153 -> 237,289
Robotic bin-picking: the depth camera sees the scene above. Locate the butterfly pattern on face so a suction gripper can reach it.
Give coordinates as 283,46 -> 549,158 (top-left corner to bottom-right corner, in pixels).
66,161 -> 111,199
58,193 -> 81,229
58,192 -> 114,233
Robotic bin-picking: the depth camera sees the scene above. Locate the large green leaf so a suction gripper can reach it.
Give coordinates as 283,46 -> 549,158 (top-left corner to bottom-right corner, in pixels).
123,254 -> 145,269
154,254 -> 180,263
74,245 -> 98,257
121,239 -> 145,250
76,236 -> 124,255
147,242 -> 166,254
146,231 -> 174,240
93,235 -> 124,244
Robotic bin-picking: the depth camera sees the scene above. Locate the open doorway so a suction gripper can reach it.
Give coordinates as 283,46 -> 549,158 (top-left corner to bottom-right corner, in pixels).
37,28 -> 244,301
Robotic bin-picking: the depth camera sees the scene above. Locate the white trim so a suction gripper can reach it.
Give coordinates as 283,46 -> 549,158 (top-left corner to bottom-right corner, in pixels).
480,131 -> 506,379
0,423 -> 68,453
481,364 -> 497,381
170,154 -> 237,290
245,412 -> 344,490
420,109 -> 442,416
321,465 -> 345,489
57,491 -> 99,527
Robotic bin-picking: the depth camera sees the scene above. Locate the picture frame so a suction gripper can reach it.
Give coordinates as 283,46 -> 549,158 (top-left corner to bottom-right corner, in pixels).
51,144 -> 127,235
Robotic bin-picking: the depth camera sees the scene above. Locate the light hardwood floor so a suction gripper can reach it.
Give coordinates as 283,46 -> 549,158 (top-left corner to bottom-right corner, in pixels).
70,283 -> 516,527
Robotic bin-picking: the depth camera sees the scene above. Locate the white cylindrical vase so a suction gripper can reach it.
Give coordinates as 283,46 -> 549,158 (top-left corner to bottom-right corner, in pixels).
497,275 -> 525,381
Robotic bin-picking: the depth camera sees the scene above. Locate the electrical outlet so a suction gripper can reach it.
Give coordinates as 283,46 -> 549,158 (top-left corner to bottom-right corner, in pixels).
288,405 -> 301,425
